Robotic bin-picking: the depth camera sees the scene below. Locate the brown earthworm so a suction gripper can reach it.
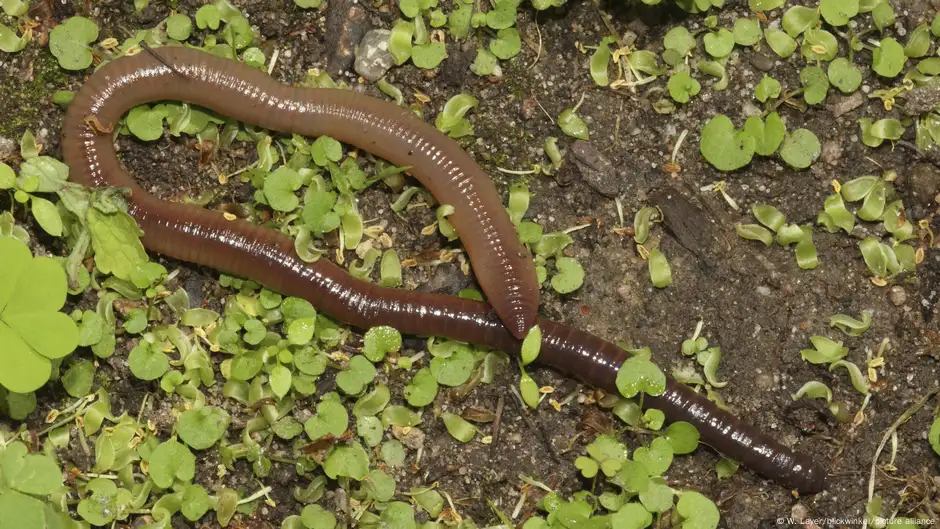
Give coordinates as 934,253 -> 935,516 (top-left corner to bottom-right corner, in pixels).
60,46 -> 827,494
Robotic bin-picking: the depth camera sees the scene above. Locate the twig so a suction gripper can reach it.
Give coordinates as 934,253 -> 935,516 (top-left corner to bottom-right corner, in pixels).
492,395 -> 505,446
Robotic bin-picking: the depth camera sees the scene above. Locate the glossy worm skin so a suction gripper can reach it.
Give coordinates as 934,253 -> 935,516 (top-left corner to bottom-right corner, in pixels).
61,46 -> 538,339
60,47 -> 827,494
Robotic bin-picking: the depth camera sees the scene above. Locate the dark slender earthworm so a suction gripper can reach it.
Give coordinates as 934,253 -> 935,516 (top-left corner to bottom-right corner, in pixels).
62,45 -> 538,339
60,46 -> 827,494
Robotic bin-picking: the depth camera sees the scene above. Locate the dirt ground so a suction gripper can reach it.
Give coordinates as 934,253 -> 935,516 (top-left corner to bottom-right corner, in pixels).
2,0 -> 940,527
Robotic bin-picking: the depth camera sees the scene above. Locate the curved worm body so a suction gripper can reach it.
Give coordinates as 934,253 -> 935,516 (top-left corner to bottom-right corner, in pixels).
61,46 -> 538,339
60,47 -> 826,494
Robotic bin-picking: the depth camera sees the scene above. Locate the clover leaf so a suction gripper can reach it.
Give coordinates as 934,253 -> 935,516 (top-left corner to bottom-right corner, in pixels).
764,28 -> 797,57
0,237 -> 78,393
551,256 -> 584,294
0,441 -> 63,495
490,28 -> 521,60
800,66 -> 829,105
49,16 -> 98,70
177,406 -> 231,450
442,412 -> 477,442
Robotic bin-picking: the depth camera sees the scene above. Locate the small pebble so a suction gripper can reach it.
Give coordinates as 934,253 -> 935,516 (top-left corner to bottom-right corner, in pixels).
889,286 -> 906,306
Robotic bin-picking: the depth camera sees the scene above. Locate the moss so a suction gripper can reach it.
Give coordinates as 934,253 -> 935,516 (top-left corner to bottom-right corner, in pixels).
0,51 -> 69,137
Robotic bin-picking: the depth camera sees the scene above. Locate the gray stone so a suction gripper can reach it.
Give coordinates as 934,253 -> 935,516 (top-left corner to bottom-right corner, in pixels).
355,29 -> 394,82
908,163 -> 940,208
570,140 -> 620,197
325,0 -> 370,73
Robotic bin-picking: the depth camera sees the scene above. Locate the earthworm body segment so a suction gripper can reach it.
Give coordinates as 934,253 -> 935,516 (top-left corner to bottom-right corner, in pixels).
61,46 -> 827,494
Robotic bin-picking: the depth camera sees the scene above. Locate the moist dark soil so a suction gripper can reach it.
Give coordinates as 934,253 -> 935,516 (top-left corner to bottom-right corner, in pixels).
1,0 -> 939,528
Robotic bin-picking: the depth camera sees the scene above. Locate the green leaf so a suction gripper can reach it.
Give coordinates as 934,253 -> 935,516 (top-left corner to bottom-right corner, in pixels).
181,484 -> 211,521
779,129 -> 820,169
764,28 -> 797,57
0,238 -> 78,393
148,439 -> 195,488
615,355 -> 666,398
733,18 -> 761,46
404,368 -> 438,407
489,27 -> 521,60
301,504 -> 337,529
323,442 -> 370,480
664,26 -> 695,56
128,341 -> 169,381
0,23 -> 28,53
929,417 -> 940,456
430,347 -> 475,386
551,256 -> 584,293
782,6 -> 819,37
412,42 -> 447,69
590,37 -> 614,86
754,76 -> 781,102
667,72 -> 701,103
442,412 -> 476,442
167,13 -> 193,41
735,223 -> 773,246
363,326 -> 402,362
558,108 -> 589,140
435,93 -> 478,138
62,360 -> 95,397
743,113 -> 784,157
872,38 -> 905,77
904,24 -> 930,58
800,336 -> 848,364
676,491 -> 720,529
749,0 -> 784,10
819,0 -> 858,26
19,156 -> 69,192
872,1 -> 895,31
264,167 -> 303,212
827,58 -> 862,93
304,397 -> 349,440
800,66 -> 829,105
87,208 -> 148,281
389,20 -> 415,65
30,196 -> 63,237
49,16 -> 98,70
177,406 -> 231,449
648,248 -> 672,288
829,311 -> 871,336
664,422 -> 700,454
336,355 -> 376,395
77,478 -> 132,525
0,442 -> 63,495
703,29 -> 734,58
699,115 -> 755,171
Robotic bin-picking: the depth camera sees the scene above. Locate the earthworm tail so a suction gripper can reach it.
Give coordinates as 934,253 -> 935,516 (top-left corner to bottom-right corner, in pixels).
61,46 -> 539,338
60,47 -> 826,494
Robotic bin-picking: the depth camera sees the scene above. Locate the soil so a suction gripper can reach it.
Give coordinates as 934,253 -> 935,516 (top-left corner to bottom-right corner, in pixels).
1,0 -> 939,528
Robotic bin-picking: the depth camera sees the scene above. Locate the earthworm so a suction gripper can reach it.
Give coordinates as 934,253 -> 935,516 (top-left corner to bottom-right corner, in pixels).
62,46 -> 538,339
60,46 -> 827,494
